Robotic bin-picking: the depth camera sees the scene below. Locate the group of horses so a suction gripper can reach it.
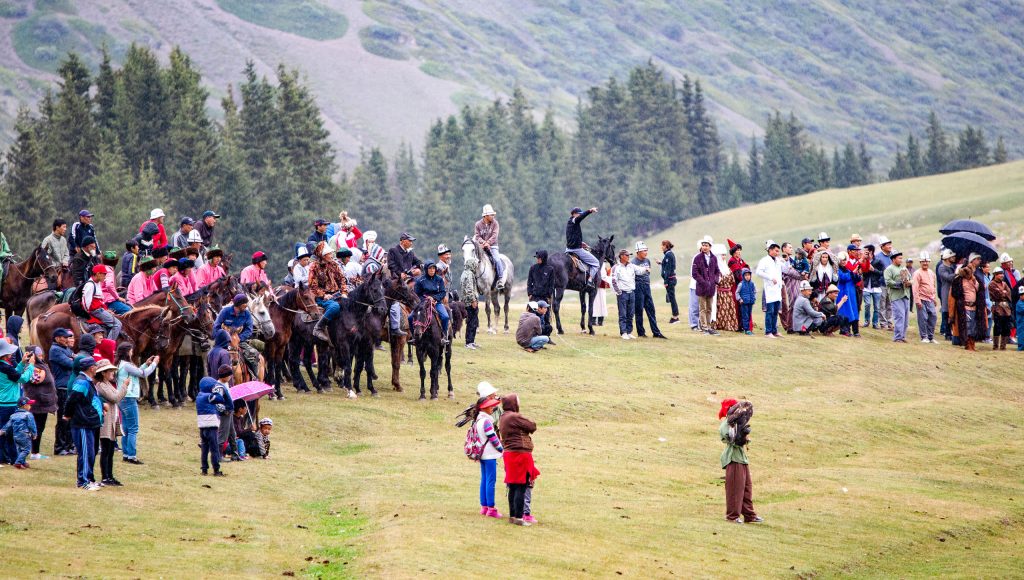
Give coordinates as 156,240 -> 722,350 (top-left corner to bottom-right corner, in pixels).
0,232 -> 618,405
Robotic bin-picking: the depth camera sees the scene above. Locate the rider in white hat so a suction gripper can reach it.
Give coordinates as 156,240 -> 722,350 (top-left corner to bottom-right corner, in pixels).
474,204 -> 505,289
436,243 -> 454,296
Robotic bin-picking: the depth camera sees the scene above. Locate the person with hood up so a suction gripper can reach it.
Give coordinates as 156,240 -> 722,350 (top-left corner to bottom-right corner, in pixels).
5,315 -> 24,360
413,261 -> 450,343
0,396 -> 37,468
196,377 -> 227,476
461,257 -> 481,350
498,393 -> 540,526
212,365 -> 236,457
734,269 -> 756,335
133,221 -> 160,258
718,398 -> 762,524
207,329 -> 233,379
527,250 -> 556,330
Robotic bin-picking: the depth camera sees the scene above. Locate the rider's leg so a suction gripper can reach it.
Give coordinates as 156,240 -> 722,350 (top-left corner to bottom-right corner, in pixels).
313,298 -> 339,340
93,308 -> 121,341
571,249 -> 600,287
108,300 -> 132,315
239,341 -> 261,375
490,247 -> 505,284
389,302 -> 405,336
436,303 -> 450,337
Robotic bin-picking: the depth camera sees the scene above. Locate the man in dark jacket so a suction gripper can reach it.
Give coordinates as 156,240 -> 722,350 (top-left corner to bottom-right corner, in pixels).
659,241 -> 679,323
527,250 -> 556,336
63,356 -> 101,489
308,219 -> 329,246
691,235 -> 720,334
49,328 -> 76,455
388,233 -> 423,279
70,237 -> 100,286
565,207 -> 599,288
197,211 -> 219,247
69,210 -> 97,255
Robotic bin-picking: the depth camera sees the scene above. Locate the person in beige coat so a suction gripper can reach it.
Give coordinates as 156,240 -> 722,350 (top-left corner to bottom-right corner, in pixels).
94,359 -> 129,487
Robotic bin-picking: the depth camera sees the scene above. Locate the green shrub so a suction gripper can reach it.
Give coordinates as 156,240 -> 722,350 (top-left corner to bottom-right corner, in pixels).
0,1 -> 28,18
217,0 -> 347,41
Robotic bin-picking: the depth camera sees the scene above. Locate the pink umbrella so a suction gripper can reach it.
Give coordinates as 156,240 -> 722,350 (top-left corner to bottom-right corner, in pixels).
229,381 -> 274,402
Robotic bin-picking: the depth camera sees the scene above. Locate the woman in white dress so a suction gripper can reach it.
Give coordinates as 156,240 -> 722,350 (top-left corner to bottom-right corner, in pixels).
592,262 -> 612,325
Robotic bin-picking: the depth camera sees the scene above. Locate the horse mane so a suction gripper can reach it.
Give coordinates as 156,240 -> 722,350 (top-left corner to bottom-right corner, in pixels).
122,305 -> 164,318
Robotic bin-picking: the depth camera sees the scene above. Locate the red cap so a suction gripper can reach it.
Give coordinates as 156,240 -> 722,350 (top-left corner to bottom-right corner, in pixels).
91,264 -> 107,275
479,398 -> 500,411
252,251 -> 267,263
718,398 -> 738,419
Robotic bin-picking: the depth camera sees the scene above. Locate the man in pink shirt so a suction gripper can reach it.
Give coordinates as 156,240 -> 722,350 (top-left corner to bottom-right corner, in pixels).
195,246 -> 225,289
240,251 -> 271,288
127,257 -> 159,305
169,258 -> 197,296
911,251 -> 938,343
99,251 -> 132,314
155,259 -> 179,291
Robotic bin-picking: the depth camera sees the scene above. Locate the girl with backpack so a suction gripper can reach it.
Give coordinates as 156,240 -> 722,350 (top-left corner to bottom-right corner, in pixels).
473,398 -> 504,519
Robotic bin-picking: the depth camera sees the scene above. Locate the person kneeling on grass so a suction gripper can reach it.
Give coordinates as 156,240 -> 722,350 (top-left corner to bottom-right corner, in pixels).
197,377 -> 226,476
499,393 -> 540,526
516,302 -> 549,352
719,398 -> 762,524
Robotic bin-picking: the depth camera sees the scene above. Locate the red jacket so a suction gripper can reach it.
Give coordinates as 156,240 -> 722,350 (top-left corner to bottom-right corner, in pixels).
140,220 -> 168,249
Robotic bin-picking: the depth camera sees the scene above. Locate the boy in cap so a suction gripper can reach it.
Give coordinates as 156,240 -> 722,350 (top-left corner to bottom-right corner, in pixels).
0,396 -> 37,468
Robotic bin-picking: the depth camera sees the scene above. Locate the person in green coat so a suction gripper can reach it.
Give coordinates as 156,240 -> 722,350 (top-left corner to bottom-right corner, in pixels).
719,398 -> 762,524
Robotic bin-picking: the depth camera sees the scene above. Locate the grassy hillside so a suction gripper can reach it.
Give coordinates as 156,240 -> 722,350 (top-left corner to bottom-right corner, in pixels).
652,160 -> 1024,265
0,0 -> 1022,160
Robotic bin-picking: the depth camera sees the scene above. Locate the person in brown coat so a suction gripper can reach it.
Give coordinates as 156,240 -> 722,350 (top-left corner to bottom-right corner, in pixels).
94,359 -> 129,486
22,346 -> 57,460
498,394 -> 540,526
989,269 -> 1013,350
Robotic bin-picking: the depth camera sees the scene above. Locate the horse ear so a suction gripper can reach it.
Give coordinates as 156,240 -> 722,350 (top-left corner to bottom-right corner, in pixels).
608,235 -> 615,243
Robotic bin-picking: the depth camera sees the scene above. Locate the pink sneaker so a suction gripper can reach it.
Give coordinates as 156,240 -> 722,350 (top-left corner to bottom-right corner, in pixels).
523,515 -> 537,524
486,507 -> 504,519
480,506 -> 489,515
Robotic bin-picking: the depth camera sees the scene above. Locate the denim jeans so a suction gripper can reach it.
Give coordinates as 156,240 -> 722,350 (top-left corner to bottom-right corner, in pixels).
119,397 -> 139,459
688,289 -> 700,328
316,298 -> 341,322
765,301 -> 780,335
488,246 -> 505,281
565,248 -> 600,281
739,303 -> 753,332
617,291 -> 635,335
90,308 -> 122,341
108,300 -> 132,315
863,291 -> 881,326
528,335 -> 549,349
479,458 -> 497,507
389,302 -> 403,330
72,427 -> 97,487
13,433 -> 31,464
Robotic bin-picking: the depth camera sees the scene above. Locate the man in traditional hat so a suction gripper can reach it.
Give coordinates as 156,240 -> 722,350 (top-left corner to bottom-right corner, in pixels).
288,245 -> 311,288
309,243 -> 347,342
565,206 -> 600,289
691,235 -> 719,335
474,204 -> 505,289
435,244 -> 454,297
792,280 -> 825,335
912,252 -> 938,343
633,241 -> 666,339
126,257 -> 159,305
873,237 -> 895,330
884,250 -> 911,343
171,217 -> 195,250
195,246 -> 224,289
936,248 -> 957,341
755,241 -> 784,338
240,252 -> 271,287
82,265 -> 122,340
817,232 -> 834,261
997,252 -> 1021,344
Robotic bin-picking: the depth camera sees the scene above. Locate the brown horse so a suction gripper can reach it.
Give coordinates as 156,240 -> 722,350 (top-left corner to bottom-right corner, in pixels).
265,284 -> 318,397
380,275 -> 419,392
2,246 -> 59,318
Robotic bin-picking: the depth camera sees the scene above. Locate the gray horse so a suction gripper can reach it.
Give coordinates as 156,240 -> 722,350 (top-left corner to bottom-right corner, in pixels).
462,236 -> 514,334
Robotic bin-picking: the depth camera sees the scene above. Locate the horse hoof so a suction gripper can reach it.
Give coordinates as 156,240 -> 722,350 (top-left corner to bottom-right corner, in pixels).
347,390 -> 357,399
371,392 -> 379,398
430,395 -> 438,401
448,393 -> 454,400
418,396 -> 426,401
394,386 -> 403,392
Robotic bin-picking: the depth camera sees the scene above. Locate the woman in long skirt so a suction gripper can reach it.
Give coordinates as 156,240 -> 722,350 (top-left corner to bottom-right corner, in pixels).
591,263 -> 612,326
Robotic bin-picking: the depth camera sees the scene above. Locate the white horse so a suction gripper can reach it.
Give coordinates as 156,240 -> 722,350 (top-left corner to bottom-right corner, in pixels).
248,291 -> 276,338
462,236 -> 514,334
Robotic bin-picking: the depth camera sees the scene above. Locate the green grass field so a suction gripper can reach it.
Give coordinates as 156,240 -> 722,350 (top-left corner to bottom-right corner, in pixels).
2,164 -> 1023,577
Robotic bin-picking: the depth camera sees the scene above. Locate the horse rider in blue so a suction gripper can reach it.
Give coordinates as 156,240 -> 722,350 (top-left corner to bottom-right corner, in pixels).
474,204 -> 505,290
214,293 -> 260,376
413,261 -> 450,344
565,206 -> 600,289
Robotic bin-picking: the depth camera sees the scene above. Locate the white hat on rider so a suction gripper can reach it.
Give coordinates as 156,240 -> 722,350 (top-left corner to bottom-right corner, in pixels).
363,230 -> 378,243
437,244 -> 451,255
635,241 -> 648,252
476,381 -> 497,398
187,229 -> 203,243
150,208 -> 165,220
296,245 -> 310,259
700,235 -> 713,246
1000,252 -> 1013,264
481,204 -> 496,217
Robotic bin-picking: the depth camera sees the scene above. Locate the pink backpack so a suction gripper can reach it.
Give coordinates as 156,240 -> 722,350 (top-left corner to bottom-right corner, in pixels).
464,423 -> 486,461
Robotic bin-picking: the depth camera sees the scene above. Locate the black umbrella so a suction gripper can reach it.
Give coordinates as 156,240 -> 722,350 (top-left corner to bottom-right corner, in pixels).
941,232 -> 998,263
939,219 -> 996,241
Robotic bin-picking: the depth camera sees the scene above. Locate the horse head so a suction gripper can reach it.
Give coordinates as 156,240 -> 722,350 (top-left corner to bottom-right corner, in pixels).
410,296 -> 436,341
462,236 -> 483,263
362,271 -> 388,317
167,284 -> 197,323
34,247 -> 60,288
294,283 -> 319,314
248,291 -> 276,338
595,235 -> 616,267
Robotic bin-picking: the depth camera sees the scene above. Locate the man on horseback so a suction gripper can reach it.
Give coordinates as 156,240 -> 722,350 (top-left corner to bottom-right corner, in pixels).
413,262 -> 450,345
70,237 -> 100,286
362,233 -> 386,275
69,209 -> 97,255
474,205 -> 505,290
41,219 -> 70,290
308,219 -> 329,246
100,251 -> 131,315
287,245 -> 311,288
214,294 -> 260,377
140,208 -> 168,250
120,240 -> 139,288
436,244 -> 456,300
171,216 -> 195,249
566,207 -> 601,290
309,243 -> 348,342
387,233 -> 423,280
82,265 -> 122,341
126,257 -> 159,305
338,248 -> 361,285
197,210 -> 219,247
241,252 -> 271,287
195,246 -> 224,288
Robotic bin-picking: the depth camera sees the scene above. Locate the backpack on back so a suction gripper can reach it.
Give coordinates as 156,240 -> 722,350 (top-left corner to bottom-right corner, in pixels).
464,422 -> 486,461
68,279 -> 91,318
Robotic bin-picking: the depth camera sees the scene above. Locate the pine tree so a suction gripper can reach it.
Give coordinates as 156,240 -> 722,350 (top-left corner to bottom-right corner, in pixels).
888,146 -> 911,181
94,46 -> 117,132
115,44 -> 170,177
993,136 -> 1008,164
353,148 -> 399,243
746,137 -> 762,202
906,133 -> 924,177
1,107 -> 54,254
88,141 -> 146,246
955,125 -> 989,169
924,111 -> 950,175
857,141 -> 872,185
43,59 -> 99,214
275,65 -> 337,209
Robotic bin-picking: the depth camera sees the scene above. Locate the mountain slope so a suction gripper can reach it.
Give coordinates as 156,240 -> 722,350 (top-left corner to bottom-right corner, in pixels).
0,0 -> 1021,162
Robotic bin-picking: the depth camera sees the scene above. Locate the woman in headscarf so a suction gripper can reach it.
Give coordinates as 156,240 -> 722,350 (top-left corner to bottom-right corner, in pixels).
714,244 -> 738,332
727,240 -> 749,331
812,251 -> 835,295
835,251 -> 862,337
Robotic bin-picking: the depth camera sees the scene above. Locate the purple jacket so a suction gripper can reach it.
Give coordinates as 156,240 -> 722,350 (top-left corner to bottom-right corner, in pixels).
691,252 -> 720,297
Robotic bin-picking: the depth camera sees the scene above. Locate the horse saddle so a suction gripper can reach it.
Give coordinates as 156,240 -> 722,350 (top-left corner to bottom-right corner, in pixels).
566,252 -> 588,274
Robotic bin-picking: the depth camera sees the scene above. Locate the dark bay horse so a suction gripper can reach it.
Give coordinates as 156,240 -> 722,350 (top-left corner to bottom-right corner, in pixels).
411,296 -> 453,400
265,284 -> 318,398
548,235 -> 616,335
132,285 -> 209,406
2,246 -> 58,318
343,272 -> 388,398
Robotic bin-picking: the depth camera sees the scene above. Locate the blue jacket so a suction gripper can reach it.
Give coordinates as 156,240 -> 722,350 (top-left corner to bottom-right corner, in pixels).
661,250 -> 677,284
214,305 -> 253,341
69,221 -> 97,254
196,377 -> 225,427
49,344 -> 76,389
2,409 -> 37,437
207,329 -> 232,377
414,273 -> 446,303
836,267 -> 861,321
737,278 -> 757,305
65,373 -> 102,429
0,360 -> 34,406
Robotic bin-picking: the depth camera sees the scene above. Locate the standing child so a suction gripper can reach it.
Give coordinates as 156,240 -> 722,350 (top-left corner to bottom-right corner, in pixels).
475,398 -> 504,518
0,397 -> 38,469
498,393 -> 540,526
94,359 -> 129,486
719,398 -> 762,524
0,343 -> 35,466
196,377 -> 226,476
735,269 -> 756,335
